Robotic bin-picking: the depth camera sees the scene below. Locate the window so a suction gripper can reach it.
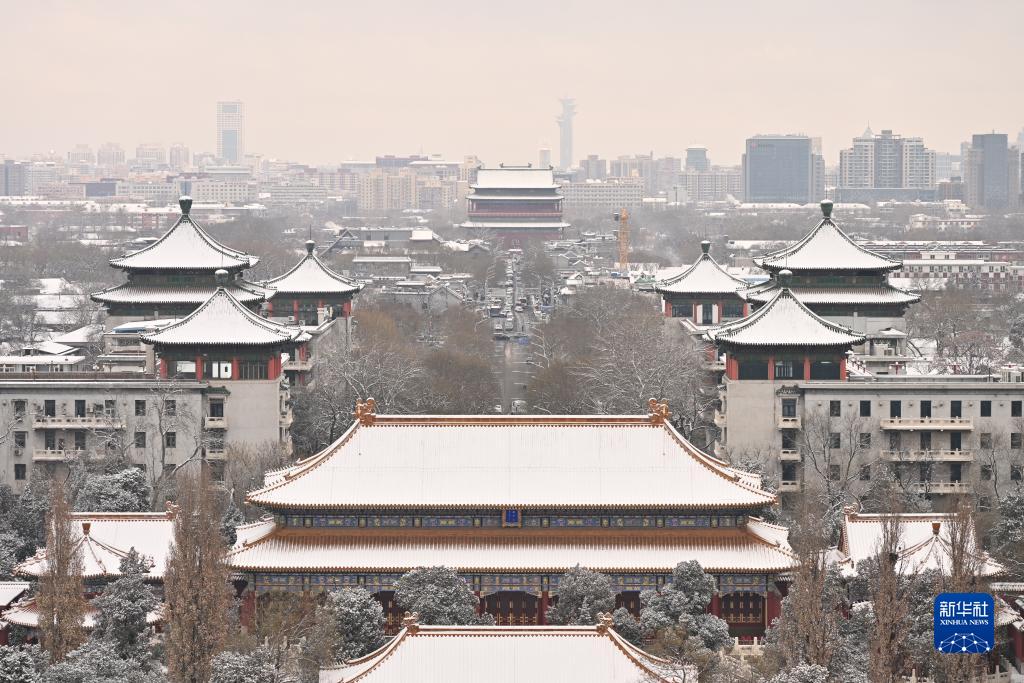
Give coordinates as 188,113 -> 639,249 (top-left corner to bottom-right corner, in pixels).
44,400 -> 56,417
859,400 -> 871,417
209,400 -> 225,418
13,400 -> 26,417
104,399 -> 116,417
920,400 -> 932,418
858,432 -> 871,448
980,433 -> 993,450
14,464 -> 26,480
738,360 -> 768,380
164,432 -> 176,448
165,400 -> 176,417
134,432 -> 146,448
951,432 -> 962,450
74,431 -> 85,450
774,360 -> 797,379
238,360 -> 269,380
920,432 -> 932,450
980,497 -> 992,511
890,400 -> 902,418
781,430 -> 797,450
951,400 -> 962,418
781,399 -> 797,418
44,430 -> 56,450
981,464 -> 992,481
722,301 -> 744,318
889,432 -> 901,450
950,462 -> 962,482
74,399 -> 86,418
829,433 -> 841,449
828,464 -> 841,481
1013,465 -> 1023,482
829,400 -> 841,417
809,360 -> 840,380
135,400 -> 146,417
1014,400 -> 1023,417
919,463 -> 931,482
860,464 -> 871,481
14,432 -> 26,448
981,400 -> 992,417
781,462 -> 798,482
1013,433 -> 1023,450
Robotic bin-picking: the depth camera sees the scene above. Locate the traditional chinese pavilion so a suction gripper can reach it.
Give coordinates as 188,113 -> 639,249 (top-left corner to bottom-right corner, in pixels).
91,197 -> 268,326
743,201 -> 919,336
461,165 -> 569,244
655,240 -> 749,326
261,240 -> 362,325
230,400 -> 798,637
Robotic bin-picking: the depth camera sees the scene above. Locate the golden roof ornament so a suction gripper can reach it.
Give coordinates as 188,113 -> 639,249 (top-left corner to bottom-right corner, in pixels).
354,398 -> 377,426
596,612 -> 614,633
402,611 -> 420,633
647,398 -> 671,425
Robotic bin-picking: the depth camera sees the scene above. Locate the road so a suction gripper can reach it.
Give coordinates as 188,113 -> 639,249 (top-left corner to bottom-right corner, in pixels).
486,255 -> 537,414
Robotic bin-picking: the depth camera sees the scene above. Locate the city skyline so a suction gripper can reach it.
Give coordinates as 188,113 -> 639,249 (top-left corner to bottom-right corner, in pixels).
2,1 -> 1023,166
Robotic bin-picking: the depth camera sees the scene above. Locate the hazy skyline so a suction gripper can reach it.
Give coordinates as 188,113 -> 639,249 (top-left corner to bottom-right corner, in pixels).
3,0 -> 1023,166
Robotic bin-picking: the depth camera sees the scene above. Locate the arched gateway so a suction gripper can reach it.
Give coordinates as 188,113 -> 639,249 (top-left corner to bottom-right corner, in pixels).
229,400 -> 798,637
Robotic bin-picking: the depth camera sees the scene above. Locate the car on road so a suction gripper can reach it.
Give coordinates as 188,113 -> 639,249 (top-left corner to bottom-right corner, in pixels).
514,305 -> 523,312
503,319 -> 514,331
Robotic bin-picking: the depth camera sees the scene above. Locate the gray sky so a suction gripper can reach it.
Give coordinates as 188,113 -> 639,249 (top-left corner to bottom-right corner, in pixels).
3,0 -> 1022,166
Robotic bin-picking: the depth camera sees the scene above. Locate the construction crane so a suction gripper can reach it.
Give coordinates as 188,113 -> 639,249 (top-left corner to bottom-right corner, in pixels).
613,208 -> 630,271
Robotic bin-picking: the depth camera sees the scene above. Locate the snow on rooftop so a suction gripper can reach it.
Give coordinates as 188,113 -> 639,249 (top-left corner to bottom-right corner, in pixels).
472,167 -> 557,190
655,242 -> 748,296
263,242 -> 361,296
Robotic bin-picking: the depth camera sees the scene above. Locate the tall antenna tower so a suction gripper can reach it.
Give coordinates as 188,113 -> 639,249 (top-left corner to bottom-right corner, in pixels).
556,98 -> 576,171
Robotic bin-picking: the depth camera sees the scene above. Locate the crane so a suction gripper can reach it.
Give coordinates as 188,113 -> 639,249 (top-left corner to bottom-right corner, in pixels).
614,208 -> 630,272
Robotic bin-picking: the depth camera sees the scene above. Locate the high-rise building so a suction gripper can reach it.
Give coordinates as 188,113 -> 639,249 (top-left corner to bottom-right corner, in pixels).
97,143 -> 126,169
134,143 -> 166,169
742,135 -> 821,204
964,133 -> 1019,212
557,98 -> 575,171
169,143 -> 190,171
577,154 -> 607,180
837,128 -> 935,201
1,160 -> 27,196
217,100 -> 246,164
67,144 -> 95,166
685,147 -> 710,172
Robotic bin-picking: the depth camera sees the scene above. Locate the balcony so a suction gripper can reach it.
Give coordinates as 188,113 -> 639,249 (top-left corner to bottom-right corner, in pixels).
879,417 -> 973,431
282,359 -> 313,372
204,416 -> 228,430
32,414 -> 123,430
881,449 -> 975,462
777,416 -> 801,430
731,637 -> 764,663
779,449 -> 801,461
33,449 -> 85,462
779,480 -> 802,493
909,481 -> 973,495
205,448 -> 226,460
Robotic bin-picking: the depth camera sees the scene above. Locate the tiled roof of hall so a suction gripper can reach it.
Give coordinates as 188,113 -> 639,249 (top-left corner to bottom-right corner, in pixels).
706,271 -> 867,349
754,200 -> 901,273
743,280 -> 920,306
109,197 -> 259,272
140,274 -> 309,348
90,278 -> 270,305
245,400 -> 777,511
654,241 -> 749,296
261,241 -> 362,296
470,166 -> 559,190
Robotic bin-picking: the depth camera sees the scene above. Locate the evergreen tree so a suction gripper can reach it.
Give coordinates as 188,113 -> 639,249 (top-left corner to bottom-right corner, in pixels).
43,640 -> 165,683
0,644 -> 46,683
220,499 -> 244,547
0,528 -> 25,579
92,548 -> 158,660
395,566 -> 489,625
164,466 -> 231,683
766,663 -> 828,683
209,648 -> 275,683
545,565 -> 615,625
324,588 -> 386,660
74,469 -> 150,513
37,479 -> 87,663
639,560 -> 730,651
991,491 -> 1024,576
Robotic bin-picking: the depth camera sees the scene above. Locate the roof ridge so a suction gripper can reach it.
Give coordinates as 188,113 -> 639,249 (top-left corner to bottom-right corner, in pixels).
110,213 -> 256,270
708,286 -> 865,346
756,216 -> 900,272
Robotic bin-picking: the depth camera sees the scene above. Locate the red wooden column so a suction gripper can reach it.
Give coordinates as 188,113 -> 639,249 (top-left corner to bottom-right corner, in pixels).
765,590 -> 782,629
767,355 -> 775,380
475,591 -> 484,616
195,355 -> 204,380
265,301 -> 273,315
725,356 -> 738,380
292,300 -> 300,320
840,357 -> 848,380
803,356 -> 811,380
709,593 -> 721,617
692,302 -> 698,322
539,591 -> 549,625
343,300 -> 352,317
158,358 -> 168,379
240,590 -> 256,630
232,357 -> 240,380
664,300 -> 671,317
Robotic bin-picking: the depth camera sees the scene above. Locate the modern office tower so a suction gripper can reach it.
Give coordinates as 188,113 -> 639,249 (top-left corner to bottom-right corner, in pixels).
97,143 -> 126,168
577,154 -> 608,180
964,133 -> 1018,211
557,98 -> 575,171
134,144 -> 166,168
538,147 -> 551,169
742,134 -> 820,204
217,100 -> 245,164
1,160 -> 27,196
685,146 -> 710,172
837,128 -> 935,201
169,143 -> 191,171
67,144 -> 95,166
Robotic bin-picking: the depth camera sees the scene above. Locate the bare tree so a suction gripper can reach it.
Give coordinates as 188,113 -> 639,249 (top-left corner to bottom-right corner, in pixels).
797,409 -> 873,527
868,511 -> 912,683
37,477 -> 88,662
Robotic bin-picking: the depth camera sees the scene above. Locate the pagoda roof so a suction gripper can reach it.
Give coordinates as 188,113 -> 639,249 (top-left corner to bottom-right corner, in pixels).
472,167 -> 558,190
837,509 -> 1001,577
754,201 -> 901,273
262,241 -> 362,296
227,520 -> 797,575
15,512 -> 174,581
319,622 -> 680,683
109,197 -> 258,272
3,599 -> 163,629
743,282 -> 920,306
140,284 -> 309,348
91,279 -> 269,306
655,241 -> 748,296
246,407 -> 776,511
706,278 -> 866,348
0,581 -> 29,608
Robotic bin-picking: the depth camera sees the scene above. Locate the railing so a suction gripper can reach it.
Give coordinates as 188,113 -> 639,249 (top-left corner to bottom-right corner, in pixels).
779,481 -> 801,492
33,449 -> 85,462
777,416 -> 801,429
730,637 -> 764,662
779,449 -> 801,461
901,666 -> 1010,682
282,360 -> 313,372
880,417 -> 973,431
32,414 -> 122,429
206,448 -> 226,460
204,416 -> 228,430
909,481 -> 973,494
881,449 -> 975,462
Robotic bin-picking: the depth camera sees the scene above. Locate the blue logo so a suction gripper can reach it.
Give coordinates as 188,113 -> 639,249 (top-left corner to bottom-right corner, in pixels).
934,593 -> 994,654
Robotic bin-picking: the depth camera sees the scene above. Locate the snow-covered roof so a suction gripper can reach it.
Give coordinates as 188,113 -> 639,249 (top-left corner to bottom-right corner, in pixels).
3,599 -> 163,629
754,201 -> 901,273
91,279 -> 269,306
51,324 -> 103,344
472,167 -> 558,190
655,241 -> 748,296
837,509 -> 1001,577
707,280 -> 866,348
109,197 -> 258,271
460,221 -> 570,230
743,283 -> 920,306
25,340 -> 78,356
319,622 -> 682,683
263,241 -> 362,296
246,409 -> 776,511
140,285 -> 309,348
15,512 -> 174,581
228,524 -> 797,575
0,581 -> 29,608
